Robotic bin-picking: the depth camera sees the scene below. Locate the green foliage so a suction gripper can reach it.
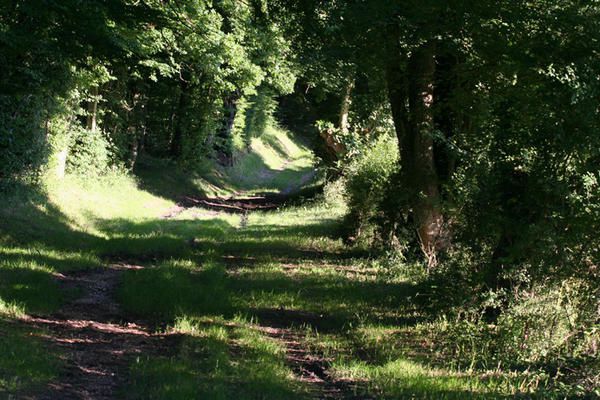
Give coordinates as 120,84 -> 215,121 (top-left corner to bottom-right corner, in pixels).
67,128 -> 115,177
340,135 -> 398,244
0,0 -> 299,180
244,88 -> 279,141
1,1 -> 600,397
0,96 -> 48,188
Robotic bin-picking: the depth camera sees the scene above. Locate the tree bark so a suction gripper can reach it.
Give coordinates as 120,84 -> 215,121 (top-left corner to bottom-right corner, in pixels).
339,79 -> 354,134
409,42 -> 445,268
87,86 -> 98,132
388,41 -> 447,270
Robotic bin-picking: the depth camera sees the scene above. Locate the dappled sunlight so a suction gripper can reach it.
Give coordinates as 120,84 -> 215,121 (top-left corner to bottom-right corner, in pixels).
0,176 -> 533,398
228,126 -> 318,196
129,315 -> 307,399
0,138 -> 548,398
0,319 -> 59,393
332,358 -> 512,399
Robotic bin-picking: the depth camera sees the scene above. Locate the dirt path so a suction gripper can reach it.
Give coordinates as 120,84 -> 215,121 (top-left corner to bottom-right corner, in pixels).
257,322 -> 363,400
21,264 -> 177,400
19,185 -> 360,399
22,261 -> 360,400
162,159 -> 317,218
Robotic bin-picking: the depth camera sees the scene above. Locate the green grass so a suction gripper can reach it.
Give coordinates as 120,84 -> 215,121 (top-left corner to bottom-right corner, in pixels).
0,319 -> 59,395
0,173 -> 176,395
114,199 -> 548,398
227,126 -> 317,195
127,316 -> 305,399
133,125 -> 318,200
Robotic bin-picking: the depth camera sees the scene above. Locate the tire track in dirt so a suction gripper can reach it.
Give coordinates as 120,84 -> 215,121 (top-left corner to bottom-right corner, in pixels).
20,263 -> 179,400
254,313 -> 368,400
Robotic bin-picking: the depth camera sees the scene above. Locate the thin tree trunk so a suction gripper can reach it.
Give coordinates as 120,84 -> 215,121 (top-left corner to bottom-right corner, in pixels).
55,148 -> 69,179
127,86 -> 148,171
170,79 -> 189,158
339,79 -> 354,134
87,86 -> 98,132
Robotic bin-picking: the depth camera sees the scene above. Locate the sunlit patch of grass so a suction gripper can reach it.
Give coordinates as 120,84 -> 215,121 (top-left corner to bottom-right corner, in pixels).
0,250 -> 71,316
0,299 -> 25,318
228,126 -> 316,194
1,129 -> 565,398
331,358 -> 508,399
127,315 -> 305,399
0,244 -> 102,317
0,319 -> 60,395
46,174 -> 174,233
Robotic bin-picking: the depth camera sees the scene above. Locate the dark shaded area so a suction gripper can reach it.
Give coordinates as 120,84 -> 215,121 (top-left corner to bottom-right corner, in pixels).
132,155 -> 208,203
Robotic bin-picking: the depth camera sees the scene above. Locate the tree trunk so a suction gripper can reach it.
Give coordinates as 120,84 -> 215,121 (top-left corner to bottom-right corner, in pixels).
216,92 -> 239,166
409,42 -> 445,269
388,41 -> 447,270
127,85 -> 147,171
87,86 -> 98,132
170,78 -> 189,158
339,79 -> 354,134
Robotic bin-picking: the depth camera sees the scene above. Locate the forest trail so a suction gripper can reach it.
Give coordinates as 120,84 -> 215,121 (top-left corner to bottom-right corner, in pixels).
2,167 -> 547,398
10,134 -> 351,398
18,192 -> 364,400
21,264 -> 178,399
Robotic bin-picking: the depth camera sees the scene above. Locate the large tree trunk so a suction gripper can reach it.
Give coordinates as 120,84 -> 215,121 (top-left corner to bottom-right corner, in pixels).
216,92 -> 239,166
408,42 -> 446,268
388,41 -> 447,270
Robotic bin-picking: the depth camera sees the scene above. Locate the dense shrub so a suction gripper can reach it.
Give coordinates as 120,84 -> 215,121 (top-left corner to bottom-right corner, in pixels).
0,96 -> 48,188
67,127 -> 115,177
341,134 -> 398,244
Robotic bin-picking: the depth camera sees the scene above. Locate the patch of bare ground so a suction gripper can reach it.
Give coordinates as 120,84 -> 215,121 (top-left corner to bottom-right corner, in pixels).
180,195 -> 285,213
162,205 -> 222,220
19,263 -> 180,400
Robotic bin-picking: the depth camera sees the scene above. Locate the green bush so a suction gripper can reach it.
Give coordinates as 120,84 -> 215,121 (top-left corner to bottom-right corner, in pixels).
341,134 -> 398,244
244,88 -> 278,140
67,127 -> 114,176
0,96 -> 48,188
